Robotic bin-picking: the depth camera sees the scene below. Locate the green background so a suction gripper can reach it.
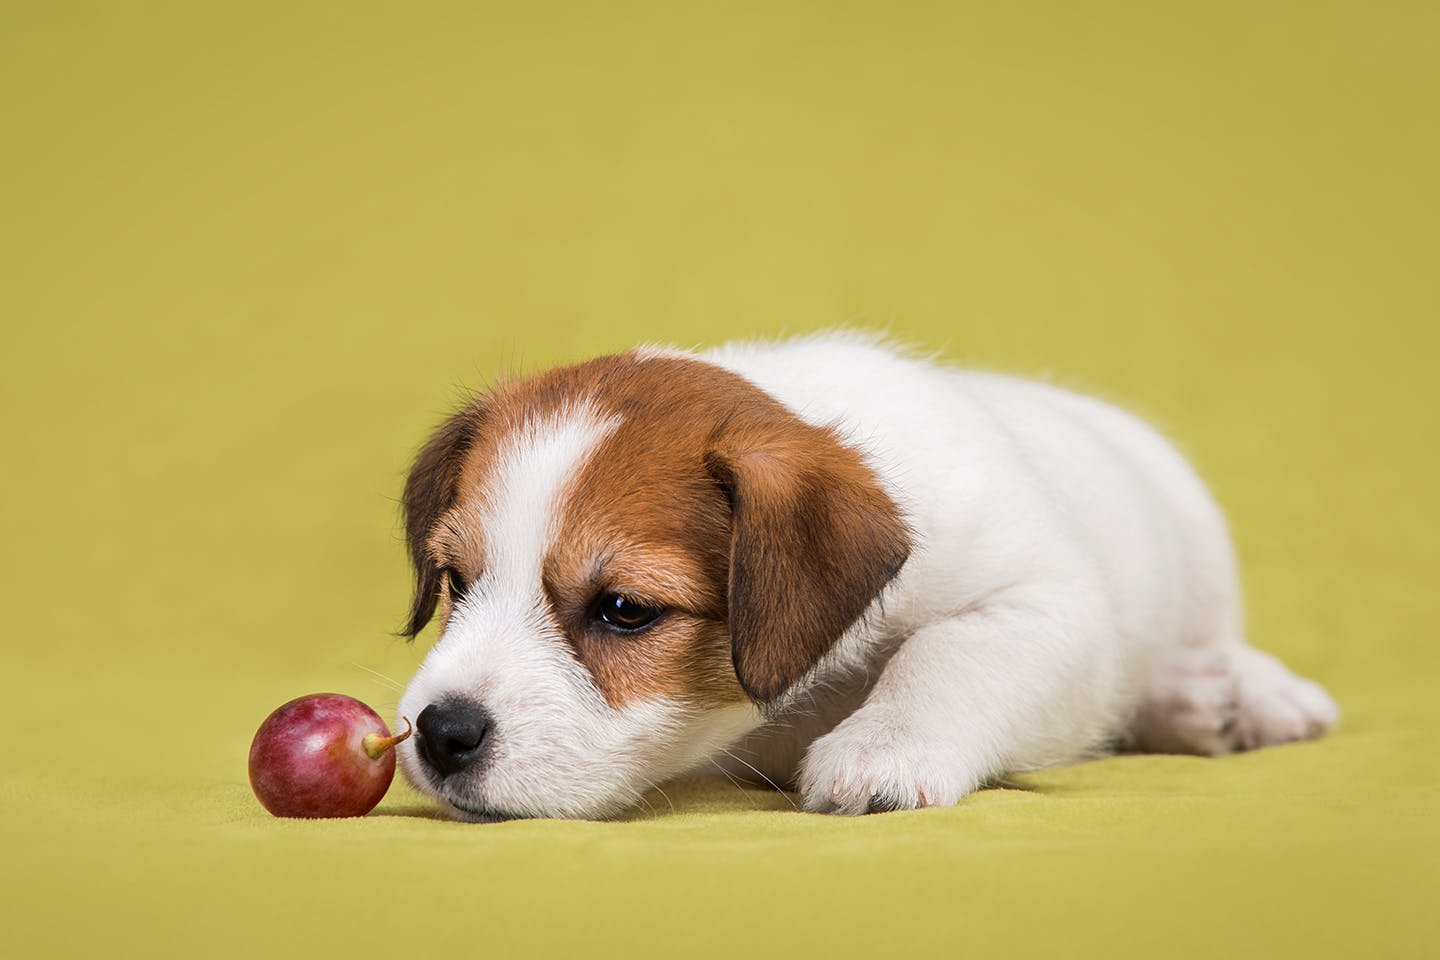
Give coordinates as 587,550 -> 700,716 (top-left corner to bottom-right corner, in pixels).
2,2 -> 1436,956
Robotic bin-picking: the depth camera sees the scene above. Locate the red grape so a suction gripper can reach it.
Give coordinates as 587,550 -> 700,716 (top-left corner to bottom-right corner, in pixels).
248,693 -> 411,818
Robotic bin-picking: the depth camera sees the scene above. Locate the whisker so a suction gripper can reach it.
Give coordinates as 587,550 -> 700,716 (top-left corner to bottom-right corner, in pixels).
718,749 -> 799,810
639,777 -> 676,814
708,758 -> 751,800
630,785 -> 658,816
351,662 -> 404,693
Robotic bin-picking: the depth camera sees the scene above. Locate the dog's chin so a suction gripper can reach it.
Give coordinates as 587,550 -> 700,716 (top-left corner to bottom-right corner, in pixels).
437,781 -> 643,823
440,794 -> 519,824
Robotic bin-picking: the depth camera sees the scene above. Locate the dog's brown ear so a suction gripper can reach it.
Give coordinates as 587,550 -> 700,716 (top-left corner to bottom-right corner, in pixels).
400,401 -> 486,638
706,415 -> 911,703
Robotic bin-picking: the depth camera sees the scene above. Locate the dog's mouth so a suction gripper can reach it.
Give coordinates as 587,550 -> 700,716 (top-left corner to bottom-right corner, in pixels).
442,794 -> 519,824
405,750 -> 520,823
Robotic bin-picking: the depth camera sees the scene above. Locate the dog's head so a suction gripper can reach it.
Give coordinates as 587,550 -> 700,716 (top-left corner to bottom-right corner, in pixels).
395,350 -> 910,821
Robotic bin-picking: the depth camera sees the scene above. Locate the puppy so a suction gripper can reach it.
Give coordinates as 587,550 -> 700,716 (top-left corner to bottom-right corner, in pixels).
395,333 -> 1337,821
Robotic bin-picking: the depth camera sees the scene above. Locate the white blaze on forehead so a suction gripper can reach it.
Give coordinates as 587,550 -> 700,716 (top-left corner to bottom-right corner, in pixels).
478,399 -> 620,587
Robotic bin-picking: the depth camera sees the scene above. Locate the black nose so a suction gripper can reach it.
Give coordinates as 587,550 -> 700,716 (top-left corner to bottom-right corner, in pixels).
415,698 -> 492,777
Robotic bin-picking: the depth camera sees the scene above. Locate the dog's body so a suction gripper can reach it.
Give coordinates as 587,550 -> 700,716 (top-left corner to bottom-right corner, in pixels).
396,333 -> 1337,820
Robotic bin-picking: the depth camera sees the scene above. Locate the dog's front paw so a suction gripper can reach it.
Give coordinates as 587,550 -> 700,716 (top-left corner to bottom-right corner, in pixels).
798,715 -> 980,815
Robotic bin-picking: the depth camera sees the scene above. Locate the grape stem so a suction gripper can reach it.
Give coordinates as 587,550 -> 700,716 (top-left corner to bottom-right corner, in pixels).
362,716 -> 413,759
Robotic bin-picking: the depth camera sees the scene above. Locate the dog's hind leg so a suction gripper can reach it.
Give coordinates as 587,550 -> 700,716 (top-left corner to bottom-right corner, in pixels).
1125,643 -> 1337,756
1125,646 -> 1244,756
1232,644 -> 1339,750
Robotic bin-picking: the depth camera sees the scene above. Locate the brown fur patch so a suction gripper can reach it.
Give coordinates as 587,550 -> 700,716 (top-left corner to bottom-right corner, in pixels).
400,350 -> 912,707
544,359 -> 739,707
705,421 -> 912,702
401,401 -> 488,637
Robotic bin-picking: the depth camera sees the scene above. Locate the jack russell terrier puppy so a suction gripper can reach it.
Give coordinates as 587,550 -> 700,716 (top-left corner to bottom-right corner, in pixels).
395,333 -> 1337,821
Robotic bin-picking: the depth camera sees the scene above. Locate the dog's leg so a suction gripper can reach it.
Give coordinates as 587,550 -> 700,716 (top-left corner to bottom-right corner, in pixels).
1125,646 -> 1244,756
1233,644 -> 1339,749
1125,643 -> 1338,755
799,601 -> 1115,815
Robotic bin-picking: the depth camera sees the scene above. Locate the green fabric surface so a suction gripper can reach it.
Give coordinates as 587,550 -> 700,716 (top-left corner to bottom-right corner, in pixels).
2,2 -> 1436,957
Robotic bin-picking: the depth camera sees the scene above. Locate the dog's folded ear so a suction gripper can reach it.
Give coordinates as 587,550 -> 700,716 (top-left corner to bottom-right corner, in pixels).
400,401 -> 487,638
706,414 -> 911,703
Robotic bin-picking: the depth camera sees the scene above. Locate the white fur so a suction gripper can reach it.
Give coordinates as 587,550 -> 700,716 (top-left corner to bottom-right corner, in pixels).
702,333 -> 1337,812
400,333 -> 1337,819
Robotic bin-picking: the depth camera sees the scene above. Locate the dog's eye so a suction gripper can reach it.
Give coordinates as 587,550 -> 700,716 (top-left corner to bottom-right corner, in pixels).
445,567 -> 468,602
594,594 -> 663,633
